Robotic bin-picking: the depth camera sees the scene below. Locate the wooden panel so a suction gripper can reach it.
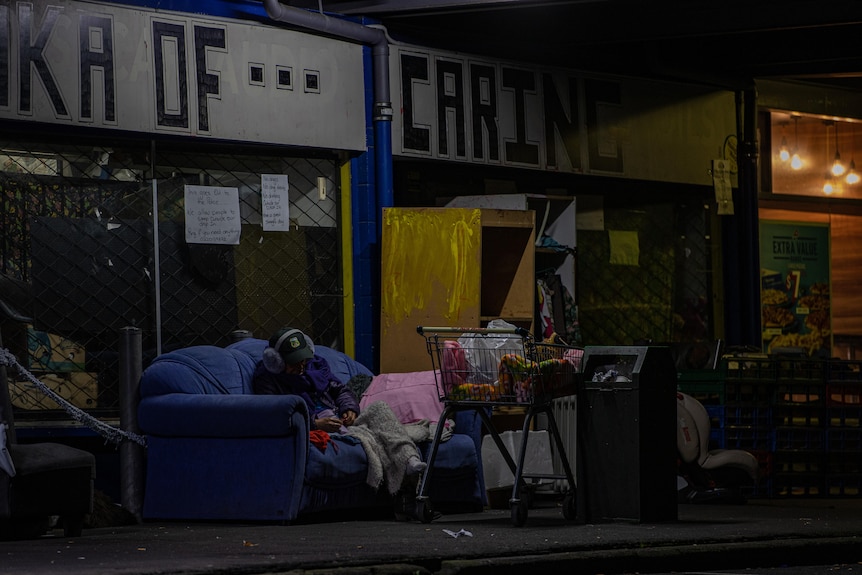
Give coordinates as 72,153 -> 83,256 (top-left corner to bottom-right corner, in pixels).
380,207 -> 536,373
831,215 -> 862,335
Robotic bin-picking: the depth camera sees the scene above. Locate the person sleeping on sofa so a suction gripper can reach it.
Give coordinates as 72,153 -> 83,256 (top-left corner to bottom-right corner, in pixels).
252,327 -> 427,495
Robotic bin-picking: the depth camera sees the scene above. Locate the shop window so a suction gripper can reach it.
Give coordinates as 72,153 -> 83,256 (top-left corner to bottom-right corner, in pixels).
769,111 -> 862,200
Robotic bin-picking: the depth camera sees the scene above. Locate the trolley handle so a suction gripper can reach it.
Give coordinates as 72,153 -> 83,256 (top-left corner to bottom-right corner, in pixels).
416,325 -> 531,337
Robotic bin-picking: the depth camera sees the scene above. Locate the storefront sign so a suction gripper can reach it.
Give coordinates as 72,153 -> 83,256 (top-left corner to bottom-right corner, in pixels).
392,45 -> 736,185
0,0 -> 365,150
759,220 -> 831,356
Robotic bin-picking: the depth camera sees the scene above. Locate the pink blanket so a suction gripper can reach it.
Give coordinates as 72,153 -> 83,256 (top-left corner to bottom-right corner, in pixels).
359,371 -> 444,424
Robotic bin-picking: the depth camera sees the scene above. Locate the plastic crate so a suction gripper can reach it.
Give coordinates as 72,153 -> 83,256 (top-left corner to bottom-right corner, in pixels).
677,369 -> 725,406
725,381 -> 773,405
724,405 -> 771,428
773,426 -> 825,451
828,406 -> 862,428
775,359 -> 826,382
826,452 -> 862,475
724,357 -> 776,382
826,382 -> 862,406
724,425 -> 773,451
750,449 -> 774,480
827,359 -> 862,383
826,475 -> 862,497
773,404 -> 825,427
773,450 -> 825,474
744,479 -> 773,499
772,473 -> 826,497
773,381 -> 825,405
826,427 -> 862,452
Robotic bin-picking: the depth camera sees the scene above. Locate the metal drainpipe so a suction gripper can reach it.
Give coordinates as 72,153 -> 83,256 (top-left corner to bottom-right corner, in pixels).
262,0 -> 394,212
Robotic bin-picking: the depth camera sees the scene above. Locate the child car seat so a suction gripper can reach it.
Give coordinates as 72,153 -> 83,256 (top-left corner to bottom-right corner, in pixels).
676,391 -> 759,503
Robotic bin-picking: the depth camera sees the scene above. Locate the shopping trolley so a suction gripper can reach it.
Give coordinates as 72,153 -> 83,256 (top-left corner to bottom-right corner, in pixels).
415,326 -> 582,526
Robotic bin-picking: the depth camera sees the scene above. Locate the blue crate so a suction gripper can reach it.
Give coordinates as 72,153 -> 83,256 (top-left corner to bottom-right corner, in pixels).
773,404 -> 826,427
724,405 -> 771,428
724,425 -> 773,451
773,426 -> 826,451
826,428 -> 862,452
828,406 -> 862,428
772,473 -> 826,498
826,475 -> 862,497
772,450 -> 826,474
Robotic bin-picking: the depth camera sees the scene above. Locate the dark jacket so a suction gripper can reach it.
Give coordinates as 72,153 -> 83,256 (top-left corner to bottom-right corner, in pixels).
252,355 -> 361,429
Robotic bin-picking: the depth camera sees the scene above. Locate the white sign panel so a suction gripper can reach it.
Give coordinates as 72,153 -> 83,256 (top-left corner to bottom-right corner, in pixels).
184,185 -> 241,245
261,174 -> 291,231
0,0 -> 365,150
391,45 -> 736,186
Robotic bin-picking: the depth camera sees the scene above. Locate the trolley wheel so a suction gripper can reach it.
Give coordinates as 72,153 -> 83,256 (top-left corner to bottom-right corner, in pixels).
561,492 -> 577,520
416,500 -> 436,524
511,498 -> 528,527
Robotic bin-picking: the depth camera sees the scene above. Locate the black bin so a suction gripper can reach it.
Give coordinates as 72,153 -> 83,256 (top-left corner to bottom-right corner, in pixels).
577,346 -> 678,523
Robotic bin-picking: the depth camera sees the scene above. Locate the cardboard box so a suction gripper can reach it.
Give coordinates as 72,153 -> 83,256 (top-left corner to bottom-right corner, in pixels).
27,326 -> 86,372
10,372 -> 98,410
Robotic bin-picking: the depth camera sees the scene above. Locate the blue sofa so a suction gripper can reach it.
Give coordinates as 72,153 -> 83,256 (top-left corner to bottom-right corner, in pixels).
137,338 -> 485,522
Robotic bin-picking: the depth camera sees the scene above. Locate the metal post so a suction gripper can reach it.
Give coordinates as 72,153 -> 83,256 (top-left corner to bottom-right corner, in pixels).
230,330 -> 253,342
119,326 -> 143,522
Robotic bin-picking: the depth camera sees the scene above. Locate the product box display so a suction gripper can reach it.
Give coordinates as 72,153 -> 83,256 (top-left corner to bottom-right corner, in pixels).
26,325 -> 86,372
9,372 -> 98,410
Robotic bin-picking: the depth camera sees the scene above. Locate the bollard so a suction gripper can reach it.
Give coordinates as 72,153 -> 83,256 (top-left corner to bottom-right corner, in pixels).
230,329 -> 253,342
119,326 -> 144,523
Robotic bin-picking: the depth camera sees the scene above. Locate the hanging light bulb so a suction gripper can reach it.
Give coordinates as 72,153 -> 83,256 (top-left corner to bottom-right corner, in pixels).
831,121 -> 846,177
778,122 -> 790,162
790,116 -> 803,170
847,160 -> 860,185
846,124 -> 859,185
824,173 -> 835,194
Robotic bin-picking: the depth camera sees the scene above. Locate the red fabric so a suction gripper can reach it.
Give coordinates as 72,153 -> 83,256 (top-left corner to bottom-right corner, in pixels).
309,429 -> 337,453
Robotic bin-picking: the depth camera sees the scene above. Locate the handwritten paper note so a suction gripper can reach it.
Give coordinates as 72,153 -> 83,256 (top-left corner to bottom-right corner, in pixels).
608,230 -> 639,266
261,174 -> 290,232
184,185 -> 241,245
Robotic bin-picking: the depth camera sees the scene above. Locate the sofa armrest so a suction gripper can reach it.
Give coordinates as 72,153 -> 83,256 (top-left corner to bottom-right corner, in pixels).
138,393 -> 308,438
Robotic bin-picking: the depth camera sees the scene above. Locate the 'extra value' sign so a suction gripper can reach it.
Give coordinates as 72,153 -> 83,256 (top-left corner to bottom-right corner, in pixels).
0,0 -> 365,150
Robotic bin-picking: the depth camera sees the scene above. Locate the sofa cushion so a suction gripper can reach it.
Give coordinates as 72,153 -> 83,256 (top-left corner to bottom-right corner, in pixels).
304,434 -> 368,487
140,345 -> 252,396
226,338 -> 373,386
421,434 -> 478,477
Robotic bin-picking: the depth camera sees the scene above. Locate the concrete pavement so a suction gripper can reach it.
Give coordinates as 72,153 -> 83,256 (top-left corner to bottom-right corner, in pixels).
2,497 -> 861,575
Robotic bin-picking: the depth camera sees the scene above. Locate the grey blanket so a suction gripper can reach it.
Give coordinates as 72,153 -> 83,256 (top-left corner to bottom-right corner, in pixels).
347,401 -> 429,495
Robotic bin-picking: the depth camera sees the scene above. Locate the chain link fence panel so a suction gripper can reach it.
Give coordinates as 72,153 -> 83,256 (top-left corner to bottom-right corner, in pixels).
0,134 -> 343,421
577,197 -> 716,348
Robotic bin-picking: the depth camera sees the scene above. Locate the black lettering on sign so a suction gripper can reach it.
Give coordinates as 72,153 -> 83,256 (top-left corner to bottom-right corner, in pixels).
18,3 -> 67,117
194,24 -> 225,133
400,52 -> 430,154
470,62 -> 499,163
79,13 -> 116,123
585,78 -> 623,173
501,66 -> 538,167
543,73 -> 580,171
152,20 -> 188,129
0,5 -> 8,108
436,58 -> 465,159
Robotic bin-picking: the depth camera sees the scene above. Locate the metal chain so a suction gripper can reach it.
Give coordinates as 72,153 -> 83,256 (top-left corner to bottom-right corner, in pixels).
0,348 -> 147,447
